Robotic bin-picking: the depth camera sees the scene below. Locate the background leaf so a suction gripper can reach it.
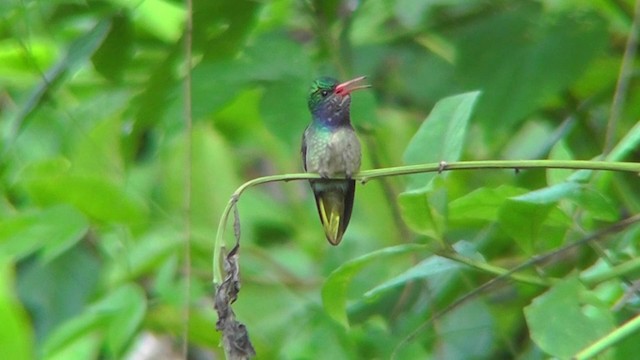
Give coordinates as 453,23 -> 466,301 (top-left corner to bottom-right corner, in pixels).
402,91 -> 480,192
524,278 -> 614,358
0,205 -> 88,261
497,199 -> 567,254
322,244 -> 425,327
0,261 -> 33,360
456,4 -> 607,132
398,191 -> 445,240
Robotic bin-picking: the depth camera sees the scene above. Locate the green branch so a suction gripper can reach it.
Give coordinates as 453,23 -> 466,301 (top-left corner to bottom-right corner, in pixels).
213,160 -> 640,284
574,313 -> 640,359
435,250 -> 552,287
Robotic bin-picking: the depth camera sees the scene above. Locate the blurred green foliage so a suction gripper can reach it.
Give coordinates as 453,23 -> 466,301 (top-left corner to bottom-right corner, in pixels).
1,0 -> 640,359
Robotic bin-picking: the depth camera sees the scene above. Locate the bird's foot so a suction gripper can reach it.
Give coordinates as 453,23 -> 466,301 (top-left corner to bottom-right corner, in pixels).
438,161 -> 448,174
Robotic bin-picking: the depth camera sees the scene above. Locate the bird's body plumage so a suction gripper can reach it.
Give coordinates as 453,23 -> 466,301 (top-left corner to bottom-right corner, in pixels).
301,76 -> 368,245
303,124 -> 361,178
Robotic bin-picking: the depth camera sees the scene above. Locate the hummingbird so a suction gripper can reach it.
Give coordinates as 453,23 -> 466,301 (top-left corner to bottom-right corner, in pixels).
301,76 -> 370,245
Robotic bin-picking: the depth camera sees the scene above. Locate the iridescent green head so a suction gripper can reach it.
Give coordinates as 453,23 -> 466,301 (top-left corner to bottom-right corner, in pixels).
307,76 -> 370,124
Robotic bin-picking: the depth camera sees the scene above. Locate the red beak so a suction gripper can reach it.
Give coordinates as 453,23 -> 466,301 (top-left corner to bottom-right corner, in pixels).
335,76 -> 371,96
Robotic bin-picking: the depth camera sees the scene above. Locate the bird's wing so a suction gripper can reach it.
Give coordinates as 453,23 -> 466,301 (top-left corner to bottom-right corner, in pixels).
301,126 -> 309,171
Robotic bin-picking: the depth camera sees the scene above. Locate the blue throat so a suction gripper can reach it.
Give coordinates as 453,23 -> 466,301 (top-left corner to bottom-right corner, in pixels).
312,108 -> 350,128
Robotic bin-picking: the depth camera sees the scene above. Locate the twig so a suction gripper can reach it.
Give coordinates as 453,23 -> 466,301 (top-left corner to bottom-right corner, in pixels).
435,250 -> 551,287
182,0 -> 193,355
213,160 -> 640,284
604,0 -> 640,154
574,313 -> 640,359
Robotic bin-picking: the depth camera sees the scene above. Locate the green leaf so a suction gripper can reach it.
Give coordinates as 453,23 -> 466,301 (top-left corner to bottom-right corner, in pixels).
500,121 -> 554,160
350,0 -> 395,45
0,38 -> 57,81
0,261 -> 33,360
393,0 -> 432,29
512,181 -> 581,204
39,206 -> 90,262
92,14 -> 133,82
547,140 -> 575,185
439,299 -> 494,359
109,0 -> 184,42
311,0 -> 341,25
456,5 -> 607,129
195,0 -> 260,60
243,33 -> 311,81
347,88 -> 378,129
260,79 -> 308,146
132,0 -> 260,131
598,120 -> 640,189
498,199 -> 567,254
106,228 -> 182,284
402,91 -> 480,192
215,89 -> 263,139
186,307 -> 221,347
0,205 -> 89,261
18,247 -> 100,348
398,191 -> 445,240
44,335 -> 100,360
569,188 -> 619,222
159,123 -> 239,234
24,175 -> 148,226
191,60 -> 251,119
364,241 -> 479,299
449,185 -> 526,222
193,33 -> 310,120
606,116 -> 640,162
364,255 -> 457,298
510,182 -> 618,222
42,312 -> 107,358
55,19 -> 112,74
9,19 -> 111,138
524,278 -> 614,358
102,285 -> 147,357
70,114 -> 124,180
43,283 -> 146,358
131,40 -> 181,136
322,244 -> 426,327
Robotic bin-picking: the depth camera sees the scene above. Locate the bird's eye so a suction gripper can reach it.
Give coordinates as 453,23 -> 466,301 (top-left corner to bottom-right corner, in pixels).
320,90 -> 329,97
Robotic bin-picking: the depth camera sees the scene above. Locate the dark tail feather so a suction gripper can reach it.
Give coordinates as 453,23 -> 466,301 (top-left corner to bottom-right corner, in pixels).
311,179 -> 356,245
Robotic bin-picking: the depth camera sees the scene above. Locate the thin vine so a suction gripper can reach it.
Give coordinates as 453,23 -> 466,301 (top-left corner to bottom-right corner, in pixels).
213,159 -> 640,284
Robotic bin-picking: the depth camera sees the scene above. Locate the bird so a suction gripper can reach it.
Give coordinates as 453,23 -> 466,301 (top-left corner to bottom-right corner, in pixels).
301,76 -> 370,245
